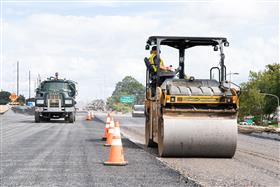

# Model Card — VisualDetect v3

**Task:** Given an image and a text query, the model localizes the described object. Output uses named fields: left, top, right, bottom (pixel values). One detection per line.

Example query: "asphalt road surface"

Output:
left=0, top=111, right=196, bottom=187
left=99, top=113, right=280, bottom=187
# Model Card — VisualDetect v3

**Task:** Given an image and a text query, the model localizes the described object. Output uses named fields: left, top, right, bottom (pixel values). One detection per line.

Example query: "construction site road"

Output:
left=0, top=111, right=196, bottom=187
left=94, top=113, right=280, bottom=187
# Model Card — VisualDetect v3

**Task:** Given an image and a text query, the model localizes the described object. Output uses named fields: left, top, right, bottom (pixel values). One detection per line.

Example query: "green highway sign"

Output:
left=119, top=96, right=135, bottom=103
left=246, top=119, right=253, bottom=125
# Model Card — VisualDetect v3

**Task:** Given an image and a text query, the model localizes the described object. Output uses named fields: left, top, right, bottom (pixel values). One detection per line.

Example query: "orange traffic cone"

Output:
left=102, top=114, right=111, bottom=140
left=90, top=111, right=94, bottom=119
left=104, top=121, right=127, bottom=166
left=104, top=118, right=115, bottom=146
left=86, top=111, right=92, bottom=120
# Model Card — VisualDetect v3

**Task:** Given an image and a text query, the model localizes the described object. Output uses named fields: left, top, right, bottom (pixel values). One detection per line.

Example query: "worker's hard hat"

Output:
left=151, top=46, right=161, bottom=53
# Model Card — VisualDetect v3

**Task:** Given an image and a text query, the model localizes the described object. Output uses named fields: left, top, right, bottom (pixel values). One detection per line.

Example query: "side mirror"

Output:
left=145, top=45, right=150, bottom=50
left=214, top=46, right=218, bottom=51
left=68, top=91, right=74, bottom=97
left=224, top=42, right=229, bottom=47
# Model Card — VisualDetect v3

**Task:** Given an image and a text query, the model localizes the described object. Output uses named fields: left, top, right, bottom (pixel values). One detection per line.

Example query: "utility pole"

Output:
left=17, top=61, right=19, bottom=96
left=34, top=81, right=37, bottom=92
left=38, top=74, right=41, bottom=84
left=29, top=70, right=31, bottom=99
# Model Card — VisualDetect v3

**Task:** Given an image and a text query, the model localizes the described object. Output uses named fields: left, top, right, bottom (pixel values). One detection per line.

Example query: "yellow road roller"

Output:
left=144, top=36, right=240, bottom=157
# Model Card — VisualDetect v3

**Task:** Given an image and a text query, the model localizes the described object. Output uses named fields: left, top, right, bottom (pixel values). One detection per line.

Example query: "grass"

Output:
left=269, top=124, right=279, bottom=128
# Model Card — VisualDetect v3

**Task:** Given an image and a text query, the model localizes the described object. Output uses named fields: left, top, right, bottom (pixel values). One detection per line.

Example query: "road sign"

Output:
left=246, top=119, right=253, bottom=125
left=119, top=96, right=134, bottom=103
left=9, top=93, right=19, bottom=102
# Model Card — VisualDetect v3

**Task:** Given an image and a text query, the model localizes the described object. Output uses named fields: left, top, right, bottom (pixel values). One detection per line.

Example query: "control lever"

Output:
left=174, top=66, right=181, bottom=74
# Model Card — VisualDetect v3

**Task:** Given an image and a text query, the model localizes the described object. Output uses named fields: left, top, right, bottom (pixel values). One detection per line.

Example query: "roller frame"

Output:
left=145, top=88, right=238, bottom=158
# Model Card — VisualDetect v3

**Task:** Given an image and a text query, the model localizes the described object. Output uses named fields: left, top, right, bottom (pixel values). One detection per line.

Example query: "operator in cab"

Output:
left=148, top=46, right=172, bottom=72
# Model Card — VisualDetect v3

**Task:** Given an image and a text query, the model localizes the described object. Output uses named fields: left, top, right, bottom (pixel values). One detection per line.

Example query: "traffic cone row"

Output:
left=86, top=111, right=92, bottom=120
left=102, top=114, right=127, bottom=166
left=104, top=118, right=115, bottom=146
left=86, top=111, right=94, bottom=121
left=102, top=114, right=111, bottom=140
left=90, top=111, right=94, bottom=119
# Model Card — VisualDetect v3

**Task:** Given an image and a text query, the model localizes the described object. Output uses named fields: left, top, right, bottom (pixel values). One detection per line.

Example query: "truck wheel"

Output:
left=35, top=112, right=41, bottom=123
left=73, top=114, right=76, bottom=122
left=68, top=112, right=74, bottom=123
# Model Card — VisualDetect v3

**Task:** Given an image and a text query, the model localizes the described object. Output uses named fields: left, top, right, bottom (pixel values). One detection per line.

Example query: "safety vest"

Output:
left=148, top=54, right=164, bottom=72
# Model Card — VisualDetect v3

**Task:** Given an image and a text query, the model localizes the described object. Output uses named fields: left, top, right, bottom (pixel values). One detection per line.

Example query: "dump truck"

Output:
left=144, top=36, right=240, bottom=157
left=34, top=73, right=77, bottom=123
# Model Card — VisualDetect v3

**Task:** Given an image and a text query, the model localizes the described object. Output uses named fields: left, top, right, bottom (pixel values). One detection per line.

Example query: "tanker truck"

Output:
left=34, top=73, right=77, bottom=123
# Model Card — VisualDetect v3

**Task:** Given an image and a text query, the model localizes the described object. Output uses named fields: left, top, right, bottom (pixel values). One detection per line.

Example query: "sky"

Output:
left=0, top=0, right=278, bottom=106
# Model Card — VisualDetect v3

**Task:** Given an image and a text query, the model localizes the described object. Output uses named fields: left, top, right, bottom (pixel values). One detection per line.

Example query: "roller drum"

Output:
left=158, top=116, right=237, bottom=157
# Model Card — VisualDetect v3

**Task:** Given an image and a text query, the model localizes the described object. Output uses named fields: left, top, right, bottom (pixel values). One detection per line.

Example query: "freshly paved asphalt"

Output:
left=0, top=111, right=195, bottom=187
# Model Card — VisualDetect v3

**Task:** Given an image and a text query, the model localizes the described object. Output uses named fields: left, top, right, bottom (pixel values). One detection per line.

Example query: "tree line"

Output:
left=106, top=76, right=145, bottom=113
left=239, top=63, right=279, bottom=124
left=2, top=63, right=279, bottom=125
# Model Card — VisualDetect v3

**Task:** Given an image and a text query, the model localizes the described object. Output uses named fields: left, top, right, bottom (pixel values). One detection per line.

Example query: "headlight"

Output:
left=65, top=100, right=72, bottom=105
left=170, top=96, right=176, bottom=102
left=36, top=99, right=44, bottom=105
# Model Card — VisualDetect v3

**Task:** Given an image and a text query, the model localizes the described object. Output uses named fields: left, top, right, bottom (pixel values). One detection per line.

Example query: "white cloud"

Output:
left=2, top=1, right=278, bottom=104
left=2, top=13, right=159, bottom=101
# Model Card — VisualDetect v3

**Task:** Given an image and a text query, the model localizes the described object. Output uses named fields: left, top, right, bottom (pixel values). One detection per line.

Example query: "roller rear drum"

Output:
left=158, top=115, right=237, bottom=157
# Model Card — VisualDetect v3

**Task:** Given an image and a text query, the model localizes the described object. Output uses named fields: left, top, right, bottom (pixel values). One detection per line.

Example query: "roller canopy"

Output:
left=146, top=36, right=228, bottom=49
